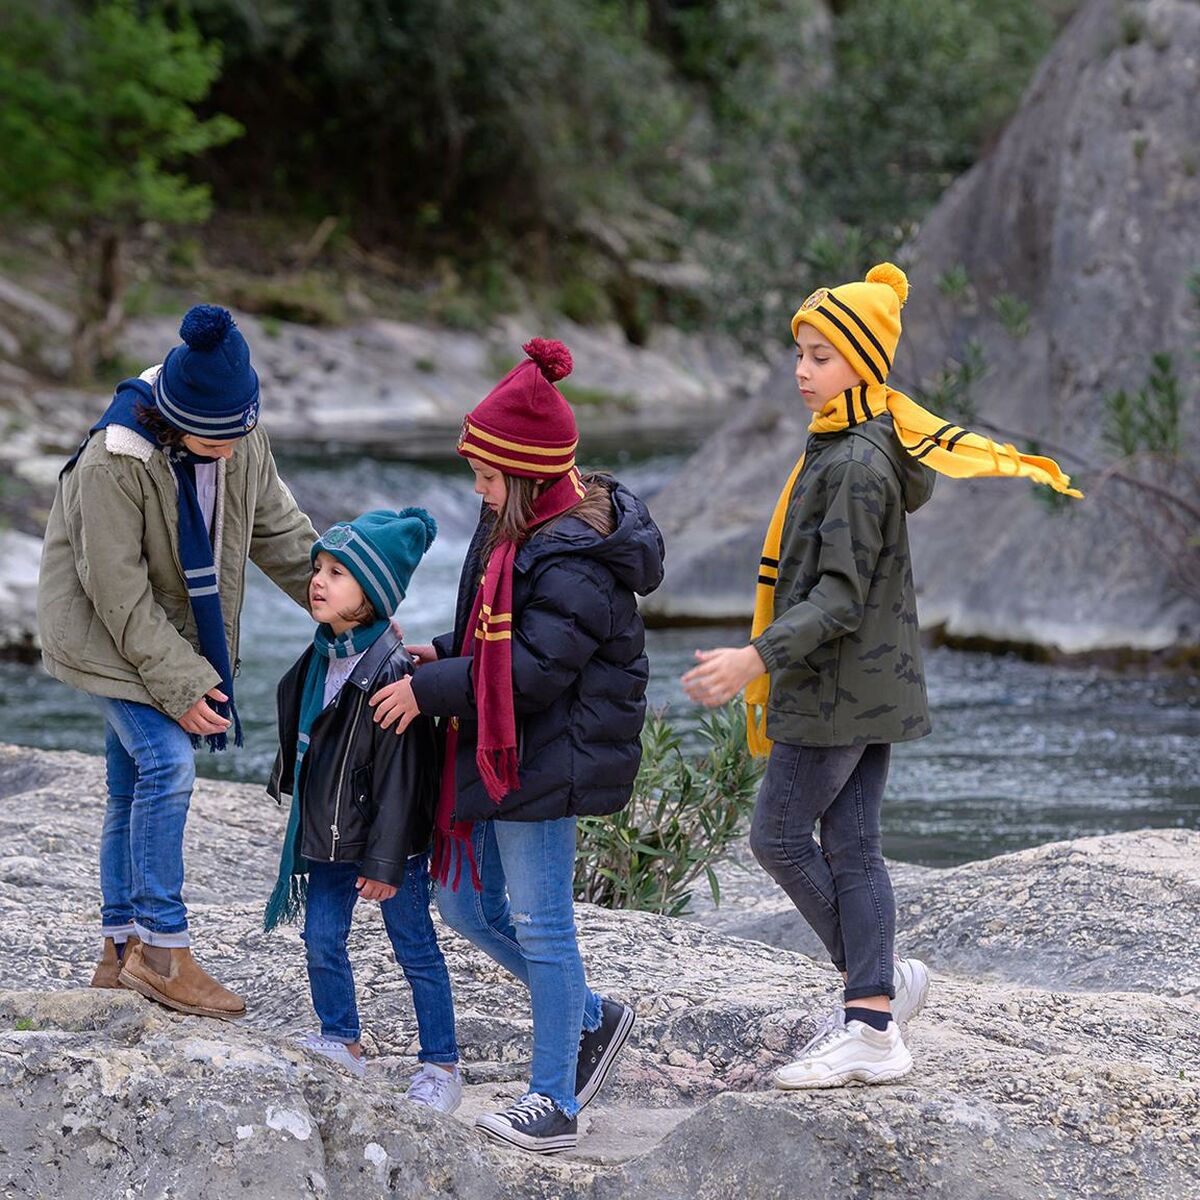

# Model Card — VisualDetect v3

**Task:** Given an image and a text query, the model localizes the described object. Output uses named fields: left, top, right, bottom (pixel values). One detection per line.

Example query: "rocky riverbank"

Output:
left=0, top=742, right=1198, bottom=1198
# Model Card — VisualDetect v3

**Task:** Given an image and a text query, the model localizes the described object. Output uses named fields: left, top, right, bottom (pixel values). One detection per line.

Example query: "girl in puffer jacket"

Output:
left=369, top=339, right=665, bottom=1155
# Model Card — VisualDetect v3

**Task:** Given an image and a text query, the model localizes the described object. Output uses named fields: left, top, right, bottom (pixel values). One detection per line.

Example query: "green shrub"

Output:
left=574, top=703, right=764, bottom=917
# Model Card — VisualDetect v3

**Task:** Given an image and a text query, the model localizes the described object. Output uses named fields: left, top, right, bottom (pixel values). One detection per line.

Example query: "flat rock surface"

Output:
left=1, top=743, right=1198, bottom=1198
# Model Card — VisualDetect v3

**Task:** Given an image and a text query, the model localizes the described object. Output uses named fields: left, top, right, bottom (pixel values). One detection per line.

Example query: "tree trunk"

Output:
left=67, top=228, right=126, bottom=384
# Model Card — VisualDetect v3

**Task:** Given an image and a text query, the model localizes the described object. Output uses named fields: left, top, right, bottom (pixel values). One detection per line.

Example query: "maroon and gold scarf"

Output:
left=433, top=467, right=588, bottom=890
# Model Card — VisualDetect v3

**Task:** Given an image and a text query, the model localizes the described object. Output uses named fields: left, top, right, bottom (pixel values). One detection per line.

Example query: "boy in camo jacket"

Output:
left=683, top=262, right=1079, bottom=1091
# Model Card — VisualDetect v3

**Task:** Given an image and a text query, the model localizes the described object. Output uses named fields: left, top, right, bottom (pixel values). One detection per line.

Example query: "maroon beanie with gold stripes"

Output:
left=456, top=339, right=578, bottom=478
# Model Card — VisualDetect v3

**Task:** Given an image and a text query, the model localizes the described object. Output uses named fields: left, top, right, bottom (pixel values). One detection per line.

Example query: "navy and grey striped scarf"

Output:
left=64, top=379, right=242, bottom=751
left=263, top=619, right=390, bottom=931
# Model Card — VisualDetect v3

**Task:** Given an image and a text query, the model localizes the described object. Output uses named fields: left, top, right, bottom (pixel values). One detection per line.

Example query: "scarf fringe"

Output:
left=263, top=872, right=308, bottom=932
left=432, top=827, right=482, bottom=893
left=477, top=746, right=520, bottom=804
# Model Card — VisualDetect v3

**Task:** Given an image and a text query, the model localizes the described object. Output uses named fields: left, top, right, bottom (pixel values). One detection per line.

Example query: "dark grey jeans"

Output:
left=749, top=741, right=895, bottom=1003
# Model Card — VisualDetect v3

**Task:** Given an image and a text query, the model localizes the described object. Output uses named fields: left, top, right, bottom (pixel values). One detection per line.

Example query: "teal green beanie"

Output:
left=312, top=507, right=437, bottom=618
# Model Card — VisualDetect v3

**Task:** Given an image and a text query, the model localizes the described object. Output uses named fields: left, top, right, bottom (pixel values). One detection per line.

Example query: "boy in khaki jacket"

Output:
left=38, top=304, right=317, bottom=1018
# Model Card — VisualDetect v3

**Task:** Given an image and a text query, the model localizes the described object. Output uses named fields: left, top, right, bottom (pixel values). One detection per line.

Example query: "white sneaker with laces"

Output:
left=774, top=1019, right=913, bottom=1090
left=292, top=1032, right=366, bottom=1078
left=405, top=1063, right=463, bottom=1113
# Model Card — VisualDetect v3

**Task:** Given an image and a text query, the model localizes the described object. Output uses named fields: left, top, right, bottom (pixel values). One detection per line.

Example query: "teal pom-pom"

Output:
left=398, top=506, right=437, bottom=551
left=180, top=304, right=234, bottom=352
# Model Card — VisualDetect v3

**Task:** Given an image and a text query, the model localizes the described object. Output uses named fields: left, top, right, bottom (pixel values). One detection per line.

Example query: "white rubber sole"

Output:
left=774, top=1055, right=914, bottom=1091
left=577, top=1004, right=636, bottom=1110
left=474, top=1117, right=577, bottom=1155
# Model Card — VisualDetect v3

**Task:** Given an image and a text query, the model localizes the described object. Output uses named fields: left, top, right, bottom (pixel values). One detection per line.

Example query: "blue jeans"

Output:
left=302, top=857, right=459, bottom=1065
left=436, top=817, right=602, bottom=1117
left=749, top=742, right=895, bottom=1003
left=97, top=698, right=196, bottom=948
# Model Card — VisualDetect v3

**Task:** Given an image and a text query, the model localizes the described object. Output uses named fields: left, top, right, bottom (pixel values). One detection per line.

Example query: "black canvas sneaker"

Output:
left=575, top=997, right=636, bottom=1109
left=475, top=1093, right=578, bottom=1154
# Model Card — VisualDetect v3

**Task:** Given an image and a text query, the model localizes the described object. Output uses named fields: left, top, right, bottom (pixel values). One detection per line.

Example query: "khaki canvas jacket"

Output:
left=38, top=410, right=316, bottom=720
left=752, top=414, right=936, bottom=747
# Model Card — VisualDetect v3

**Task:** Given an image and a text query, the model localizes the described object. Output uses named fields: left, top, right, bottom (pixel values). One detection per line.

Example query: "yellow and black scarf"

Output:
left=745, top=384, right=1082, bottom=756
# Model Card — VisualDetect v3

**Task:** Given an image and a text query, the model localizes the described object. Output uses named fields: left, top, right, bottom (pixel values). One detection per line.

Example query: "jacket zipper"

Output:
left=329, top=690, right=366, bottom=859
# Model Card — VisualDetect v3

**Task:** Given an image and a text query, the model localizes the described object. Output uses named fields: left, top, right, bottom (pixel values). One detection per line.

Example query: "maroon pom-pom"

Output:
left=522, top=338, right=573, bottom=382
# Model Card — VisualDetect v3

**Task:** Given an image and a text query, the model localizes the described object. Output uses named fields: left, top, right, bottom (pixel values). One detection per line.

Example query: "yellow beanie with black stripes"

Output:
left=791, top=263, right=909, bottom=386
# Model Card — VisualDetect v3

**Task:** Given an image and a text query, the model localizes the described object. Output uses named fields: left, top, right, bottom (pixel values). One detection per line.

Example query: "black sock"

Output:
left=845, top=1006, right=892, bottom=1031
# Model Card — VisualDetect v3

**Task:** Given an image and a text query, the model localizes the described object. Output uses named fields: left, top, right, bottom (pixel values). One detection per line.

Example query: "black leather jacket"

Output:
left=268, top=629, right=439, bottom=887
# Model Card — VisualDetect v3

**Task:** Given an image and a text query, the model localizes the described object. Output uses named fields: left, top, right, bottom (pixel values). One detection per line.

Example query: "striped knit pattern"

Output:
left=154, top=359, right=259, bottom=439
left=457, top=416, right=578, bottom=477
left=313, top=525, right=407, bottom=617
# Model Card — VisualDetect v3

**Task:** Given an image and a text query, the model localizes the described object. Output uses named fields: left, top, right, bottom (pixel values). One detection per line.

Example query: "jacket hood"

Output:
left=845, top=415, right=936, bottom=514
left=515, top=480, right=665, bottom=596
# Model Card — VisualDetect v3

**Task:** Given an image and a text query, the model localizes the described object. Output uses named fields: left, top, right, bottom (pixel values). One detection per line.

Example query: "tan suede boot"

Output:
left=89, top=936, right=140, bottom=989
left=118, top=941, right=246, bottom=1019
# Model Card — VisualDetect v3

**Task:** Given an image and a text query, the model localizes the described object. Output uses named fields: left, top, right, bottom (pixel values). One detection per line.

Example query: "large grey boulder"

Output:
left=1, top=743, right=1198, bottom=1198
left=644, top=0, right=1200, bottom=653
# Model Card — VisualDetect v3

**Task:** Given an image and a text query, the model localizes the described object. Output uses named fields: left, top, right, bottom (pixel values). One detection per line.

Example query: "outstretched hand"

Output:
left=681, top=646, right=766, bottom=708
left=370, top=675, right=421, bottom=735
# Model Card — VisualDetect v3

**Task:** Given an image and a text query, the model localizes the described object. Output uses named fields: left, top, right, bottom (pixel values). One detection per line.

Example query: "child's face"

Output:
left=181, top=434, right=238, bottom=460
left=468, top=458, right=508, bottom=512
left=793, top=329, right=863, bottom=413
left=309, top=551, right=367, bottom=634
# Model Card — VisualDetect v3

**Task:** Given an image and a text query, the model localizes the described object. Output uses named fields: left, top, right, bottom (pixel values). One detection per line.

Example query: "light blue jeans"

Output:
left=96, top=697, right=196, bottom=948
left=302, top=857, right=459, bottom=1064
left=436, top=817, right=603, bottom=1117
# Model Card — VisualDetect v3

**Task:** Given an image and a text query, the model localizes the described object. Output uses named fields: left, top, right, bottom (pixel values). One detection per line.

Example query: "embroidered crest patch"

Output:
left=243, top=403, right=259, bottom=432
left=457, top=416, right=470, bottom=450
left=321, top=525, right=352, bottom=548
left=799, top=287, right=829, bottom=311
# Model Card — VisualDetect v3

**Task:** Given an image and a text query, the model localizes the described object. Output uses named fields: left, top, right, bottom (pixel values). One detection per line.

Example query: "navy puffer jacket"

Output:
left=410, top=480, right=664, bottom=822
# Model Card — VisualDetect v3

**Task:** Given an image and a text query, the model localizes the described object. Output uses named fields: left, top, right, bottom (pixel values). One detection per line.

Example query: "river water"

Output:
left=4, top=454, right=1197, bottom=867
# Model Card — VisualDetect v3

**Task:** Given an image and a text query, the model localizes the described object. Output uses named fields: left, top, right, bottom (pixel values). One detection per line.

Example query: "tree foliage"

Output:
left=0, top=0, right=241, bottom=378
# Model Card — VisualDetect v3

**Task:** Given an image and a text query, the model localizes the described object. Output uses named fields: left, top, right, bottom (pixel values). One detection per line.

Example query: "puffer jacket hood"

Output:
left=515, top=481, right=665, bottom=597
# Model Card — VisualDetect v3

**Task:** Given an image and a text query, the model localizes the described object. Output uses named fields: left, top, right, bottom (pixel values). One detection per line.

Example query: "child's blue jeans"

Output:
left=97, top=697, right=196, bottom=948
left=436, top=816, right=603, bottom=1117
left=302, top=856, right=459, bottom=1064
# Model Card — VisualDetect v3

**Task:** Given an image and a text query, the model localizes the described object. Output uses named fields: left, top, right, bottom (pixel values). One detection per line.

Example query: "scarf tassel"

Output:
left=263, top=871, right=308, bottom=933
left=477, top=747, right=520, bottom=804
left=189, top=700, right=245, bottom=753
left=432, top=827, right=482, bottom=893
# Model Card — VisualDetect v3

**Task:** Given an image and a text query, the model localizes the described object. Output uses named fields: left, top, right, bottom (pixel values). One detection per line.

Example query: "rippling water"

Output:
left=5, top=454, right=1197, bottom=867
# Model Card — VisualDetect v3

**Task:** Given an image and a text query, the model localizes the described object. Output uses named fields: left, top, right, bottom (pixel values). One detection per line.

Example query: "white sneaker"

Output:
left=292, top=1032, right=366, bottom=1078
left=773, top=1020, right=913, bottom=1090
left=405, top=1063, right=463, bottom=1114
left=893, top=957, right=930, bottom=1026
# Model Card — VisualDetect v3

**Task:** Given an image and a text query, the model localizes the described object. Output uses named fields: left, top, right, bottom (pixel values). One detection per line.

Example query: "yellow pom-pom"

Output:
left=865, top=262, right=909, bottom=307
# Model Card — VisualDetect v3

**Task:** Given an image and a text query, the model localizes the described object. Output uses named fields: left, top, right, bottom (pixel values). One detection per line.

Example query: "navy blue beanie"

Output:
left=313, top=508, right=438, bottom=618
left=154, top=305, right=260, bottom=439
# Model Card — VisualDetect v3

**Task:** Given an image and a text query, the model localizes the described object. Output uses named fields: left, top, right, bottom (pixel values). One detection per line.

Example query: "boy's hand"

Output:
left=681, top=646, right=767, bottom=707
left=355, top=876, right=397, bottom=902
left=369, top=676, right=421, bottom=734
left=406, top=643, right=437, bottom=667
left=178, top=687, right=232, bottom=734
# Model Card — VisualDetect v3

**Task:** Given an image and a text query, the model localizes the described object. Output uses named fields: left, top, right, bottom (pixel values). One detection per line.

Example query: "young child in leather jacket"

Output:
left=264, top=508, right=462, bottom=1111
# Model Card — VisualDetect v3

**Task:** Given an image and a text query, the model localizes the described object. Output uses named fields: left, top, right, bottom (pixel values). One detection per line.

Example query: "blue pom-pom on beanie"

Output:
left=154, top=303, right=260, bottom=439
left=179, top=304, right=234, bottom=353
left=312, top=507, right=438, bottom=618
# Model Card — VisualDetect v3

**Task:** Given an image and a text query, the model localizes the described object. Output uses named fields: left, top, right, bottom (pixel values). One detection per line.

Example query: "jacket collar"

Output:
left=344, top=627, right=406, bottom=692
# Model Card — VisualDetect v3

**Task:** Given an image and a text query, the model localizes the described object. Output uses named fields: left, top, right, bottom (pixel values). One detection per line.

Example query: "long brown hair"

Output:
left=482, top=471, right=616, bottom=564
left=132, top=402, right=187, bottom=448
